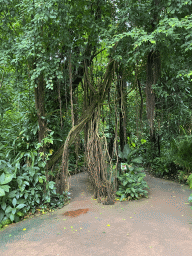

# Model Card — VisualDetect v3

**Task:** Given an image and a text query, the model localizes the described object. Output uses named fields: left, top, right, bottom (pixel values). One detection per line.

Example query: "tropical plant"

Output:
left=116, top=163, right=148, bottom=201
left=0, top=134, right=70, bottom=229
left=171, top=135, right=192, bottom=173
left=118, top=144, right=143, bottom=165
left=116, top=144, right=148, bottom=201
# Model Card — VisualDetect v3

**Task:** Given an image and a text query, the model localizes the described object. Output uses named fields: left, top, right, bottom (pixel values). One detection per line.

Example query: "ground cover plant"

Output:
left=116, top=166, right=148, bottom=201
left=116, top=144, right=148, bottom=201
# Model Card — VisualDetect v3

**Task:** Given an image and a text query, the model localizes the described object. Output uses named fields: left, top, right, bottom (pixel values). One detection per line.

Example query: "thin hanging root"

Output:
left=86, top=110, right=116, bottom=205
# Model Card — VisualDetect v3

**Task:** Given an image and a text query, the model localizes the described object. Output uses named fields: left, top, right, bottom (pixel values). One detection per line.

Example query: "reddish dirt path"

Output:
left=1, top=171, right=192, bottom=256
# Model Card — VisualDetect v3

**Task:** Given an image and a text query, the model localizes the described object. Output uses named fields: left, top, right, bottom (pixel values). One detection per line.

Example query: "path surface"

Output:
left=0, top=171, right=192, bottom=256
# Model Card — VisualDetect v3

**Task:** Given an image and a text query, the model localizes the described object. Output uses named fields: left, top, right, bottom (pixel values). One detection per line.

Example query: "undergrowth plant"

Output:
left=0, top=156, right=70, bottom=229
left=116, top=144, right=149, bottom=201
left=0, top=130, right=70, bottom=229
left=146, top=136, right=191, bottom=182
left=171, top=135, right=192, bottom=173
left=116, top=164, right=149, bottom=201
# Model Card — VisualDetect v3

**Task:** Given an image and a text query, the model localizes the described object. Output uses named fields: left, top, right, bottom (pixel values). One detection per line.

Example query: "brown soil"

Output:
left=63, top=208, right=89, bottom=217
left=0, top=171, right=192, bottom=256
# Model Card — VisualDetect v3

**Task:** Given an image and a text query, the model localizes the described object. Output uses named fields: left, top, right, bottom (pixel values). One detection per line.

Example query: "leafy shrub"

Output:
left=171, top=135, right=192, bottom=172
left=177, top=170, right=189, bottom=183
left=0, top=108, right=72, bottom=229
left=150, top=157, right=167, bottom=177
left=0, top=140, right=70, bottom=229
left=116, top=144, right=149, bottom=201
left=146, top=136, right=188, bottom=180
left=148, top=135, right=192, bottom=182
left=145, top=134, right=192, bottom=184
left=116, top=164, right=149, bottom=201
left=142, top=137, right=158, bottom=167
left=118, top=144, right=143, bottom=165
left=150, top=156, right=179, bottom=178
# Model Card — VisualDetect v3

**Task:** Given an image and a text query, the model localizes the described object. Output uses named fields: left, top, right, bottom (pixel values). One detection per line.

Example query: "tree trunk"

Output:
left=117, top=69, right=127, bottom=152
left=34, top=73, right=46, bottom=153
left=146, top=50, right=161, bottom=158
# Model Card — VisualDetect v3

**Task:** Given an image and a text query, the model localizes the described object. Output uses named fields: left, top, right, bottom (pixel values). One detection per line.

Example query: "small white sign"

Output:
left=121, top=163, right=127, bottom=171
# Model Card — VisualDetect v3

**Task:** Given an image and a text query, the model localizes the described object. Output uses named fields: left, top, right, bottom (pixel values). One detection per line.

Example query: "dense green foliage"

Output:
left=0, top=132, right=70, bottom=228
left=1, top=0, right=192, bottom=227
left=116, top=169, right=148, bottom=201
left=116, top=144, right=148, bottom=201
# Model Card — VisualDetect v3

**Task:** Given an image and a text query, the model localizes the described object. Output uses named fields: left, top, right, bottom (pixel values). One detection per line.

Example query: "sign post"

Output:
left=121, top=163, right=127, bottom=172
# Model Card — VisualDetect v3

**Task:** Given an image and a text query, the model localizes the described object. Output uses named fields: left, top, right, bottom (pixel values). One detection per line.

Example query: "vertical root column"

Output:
left=86, top=131, right=115, bottom=205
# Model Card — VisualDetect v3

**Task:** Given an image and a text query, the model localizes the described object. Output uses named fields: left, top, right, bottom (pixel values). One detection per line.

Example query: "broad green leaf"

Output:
left=8, top=190, right=17, bottom=198
left=34, top=174, right=38, bottom=184
left=118, top=151, right=124, bottom=159
left=132, top=157, right=143, bottom=164
left=36, top=198, right=40, bottom=204
left=16, top=204, right=26, bottom=210
left=16, top=211, right=24, bottom=217
left=0, top=210, right=4, bottom=222
left=38, top=177, right=44, bottom=183
left=49, top=181, right=55, bottom=189
left=17, top=177, right=23, bottom=187
left=0, top=185, right=10, bottom=193
left=12, top=198, right=17, bottom=207
left=131, top=187, right=135, bottom=193
left=31, top=188, right=35, bottom=195
left=123, top=144, right=131, bottom=159
left=17, top=198, right=26, bottom=204
left=116, top=191, right=122, bottom=196
left=12, top=208, right=16, bottom=215
left=122, top=180, right=128, bottom=186
left=0, top=187, right=5, bottom=197
left=131, top=142, right=136, bottom=147
left=24, top=192, right=28, bottom=199
left=29, top=168, right=35, bottom=177
left=0, top=173, right=5, bottom=184
left=141, top=139, right=146, bottom=144
left=5, top=206, right=12, bottom=214
left=1, top=202, right=6, bottom=211
left=10, top=213, right=14, bottom=222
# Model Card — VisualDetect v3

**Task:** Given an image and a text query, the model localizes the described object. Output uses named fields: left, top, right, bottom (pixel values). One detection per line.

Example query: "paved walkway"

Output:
left=0, top=171, right=192, bottom=256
